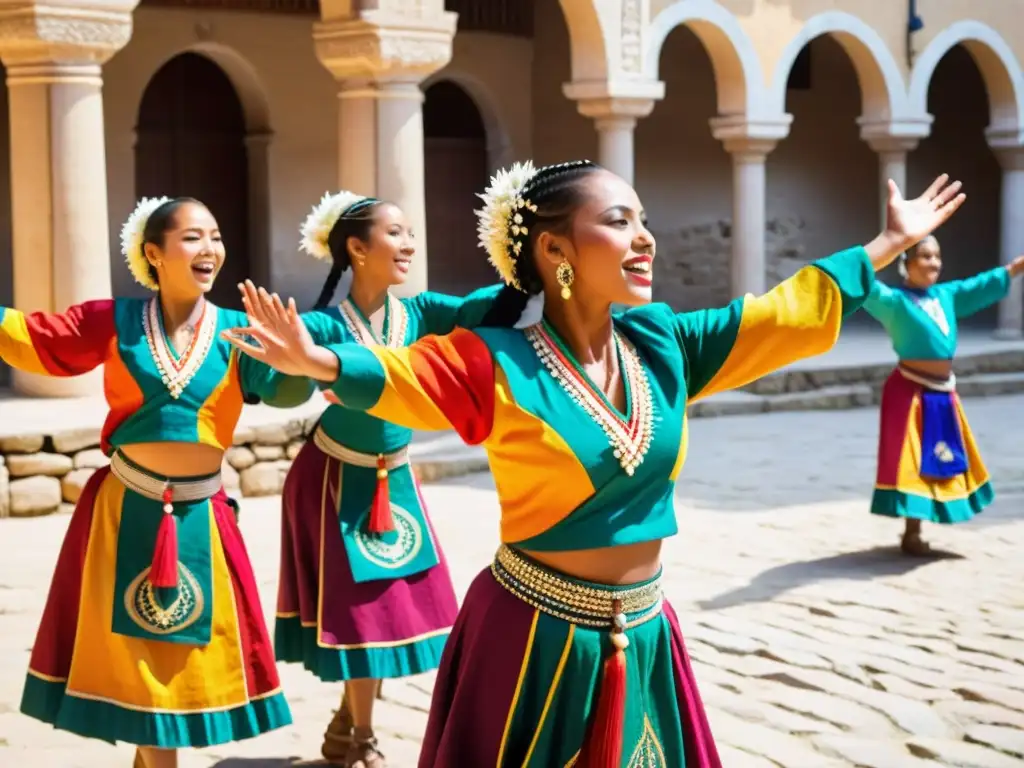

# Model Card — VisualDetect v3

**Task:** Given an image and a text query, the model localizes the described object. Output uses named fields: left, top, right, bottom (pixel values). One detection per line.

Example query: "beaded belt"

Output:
left=898, top=365, right=956, bottom=393
left=493, top=545, right=663, bottom=764
left=491, top=544, right=663, bottom=629
left=110, top=451, right=222, bottom=502
left=313, top=426, right=410, bottom=470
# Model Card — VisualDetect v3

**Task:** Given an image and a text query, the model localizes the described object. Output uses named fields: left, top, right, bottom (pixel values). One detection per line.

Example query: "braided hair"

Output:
left=481, top=160, right=602, bottom=327
left=313, top=198, right=386, bottom=309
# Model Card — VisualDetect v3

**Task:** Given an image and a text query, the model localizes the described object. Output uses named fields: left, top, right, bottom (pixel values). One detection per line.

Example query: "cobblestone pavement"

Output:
left=1, top=396, right=1023, bottom=767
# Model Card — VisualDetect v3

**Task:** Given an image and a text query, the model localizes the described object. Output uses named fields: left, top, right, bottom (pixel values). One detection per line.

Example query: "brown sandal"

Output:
left=133, top=750, right=146, bottom=768
left=346, top=735, right=386, bottom=768
left=320, top=696, right=354, bottom=764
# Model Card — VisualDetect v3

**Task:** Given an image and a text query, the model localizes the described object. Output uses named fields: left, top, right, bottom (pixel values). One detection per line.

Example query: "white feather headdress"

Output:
left=299, top=191, right=372, bottom=261
left=475, top=161, right=539, bottom=290
left=120, top=196, right=171, bottom=291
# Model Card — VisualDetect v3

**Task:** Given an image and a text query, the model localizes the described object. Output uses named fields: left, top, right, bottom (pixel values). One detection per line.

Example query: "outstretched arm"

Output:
left=677, top=247, right=874, bottom=402
left=943, top=256, right=1024, bottom=319
left=222, top=285, right=495, bottom=443
left=679, top=174, right=967, bottom=401
left=0, top=300, right=115, bottom=377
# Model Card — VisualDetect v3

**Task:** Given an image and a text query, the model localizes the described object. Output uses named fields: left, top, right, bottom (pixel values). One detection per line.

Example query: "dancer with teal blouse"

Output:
left=225, top=163, right=966, bottom=767
left=862, top=235, right=1024, bottom=554
left=270, top=192, right=499, bottom=768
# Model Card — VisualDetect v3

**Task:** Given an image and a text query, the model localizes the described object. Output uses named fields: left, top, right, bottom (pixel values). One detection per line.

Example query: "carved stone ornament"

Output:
left=620, top=0, right=642, bottom=74
left=314, top=14, right=455, bottom=81
left=0, top=4, right=134, bottom=65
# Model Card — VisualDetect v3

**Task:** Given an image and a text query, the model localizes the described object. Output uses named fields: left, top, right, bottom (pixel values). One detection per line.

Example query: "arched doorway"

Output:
left=0, top=63, right=13, bottom=387
left=423, top=80, right=491, bottom=294
left=909, top=44, right=1002, bottom=328
left=135, top=52, right=249, bottom=308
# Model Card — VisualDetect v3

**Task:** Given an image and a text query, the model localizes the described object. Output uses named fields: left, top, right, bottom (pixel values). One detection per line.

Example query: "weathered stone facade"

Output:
left=652, top=217, right=810, bottom=309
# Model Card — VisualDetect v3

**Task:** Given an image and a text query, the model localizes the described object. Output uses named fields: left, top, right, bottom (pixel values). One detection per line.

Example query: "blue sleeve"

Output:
left=405, top=284, right=504, bottom=336
left=941, top=267, right=1011, bottom=319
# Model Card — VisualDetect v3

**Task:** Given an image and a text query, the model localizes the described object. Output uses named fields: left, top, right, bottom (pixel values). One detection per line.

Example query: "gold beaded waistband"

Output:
left=110, top=451, right=222, bottom=503
left=313, top=426, right=410, bottom=469
left=490, top=544, right=663, bottom=629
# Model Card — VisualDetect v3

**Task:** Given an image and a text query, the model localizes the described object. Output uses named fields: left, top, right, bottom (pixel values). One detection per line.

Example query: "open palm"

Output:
left=221, top=280, right=316, bottom=377
left=885, top=174, right=965, bottom=251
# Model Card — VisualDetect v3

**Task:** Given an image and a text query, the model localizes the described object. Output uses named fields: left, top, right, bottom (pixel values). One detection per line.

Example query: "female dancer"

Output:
left=862, top=235, right=1024, bottom=554
left=274, top=192, right=500, bottom=768
left=224, top=161, right=965, bottom=767
left=6, top=197, right=307, bottom=768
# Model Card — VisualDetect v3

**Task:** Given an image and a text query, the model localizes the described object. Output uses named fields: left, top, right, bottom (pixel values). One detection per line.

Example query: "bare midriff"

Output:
left=899, top=358, right=954, bottom=381
left=520, top=539, right=663, bottom=586
left=119, top=442, right=226, bottom=478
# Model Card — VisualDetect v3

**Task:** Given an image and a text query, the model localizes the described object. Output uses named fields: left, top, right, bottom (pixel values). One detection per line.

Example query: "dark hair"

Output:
left=314, top=198, right=387, bottom=309
left=481, top=160, right=602, bottom=327
left=142, top=196, right=206, bottom=286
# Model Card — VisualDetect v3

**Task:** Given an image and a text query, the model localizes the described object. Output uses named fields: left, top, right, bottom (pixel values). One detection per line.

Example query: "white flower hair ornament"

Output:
left=121, top=196, right=171, bottom=291
left=475, top=161, right=540, bottom=290
left=299, top=191, right=374, bottom=261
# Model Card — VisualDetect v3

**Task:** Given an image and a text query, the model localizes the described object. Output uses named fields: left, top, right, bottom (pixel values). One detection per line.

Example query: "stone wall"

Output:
left=0, top=416, right=322, bottom=518
left=651, top=217, right=809, bottom=309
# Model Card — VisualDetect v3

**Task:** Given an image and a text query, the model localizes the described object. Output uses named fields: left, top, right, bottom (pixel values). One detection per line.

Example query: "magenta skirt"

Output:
left=274, top=439, right=458, bottom=681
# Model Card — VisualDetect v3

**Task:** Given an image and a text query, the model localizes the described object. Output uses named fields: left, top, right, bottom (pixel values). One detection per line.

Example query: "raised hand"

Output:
left=221, top=280, right=318, bottom=377
left=885, top=174, right=965, bottom=252
left=1008, top=254, right=1024, bottom=279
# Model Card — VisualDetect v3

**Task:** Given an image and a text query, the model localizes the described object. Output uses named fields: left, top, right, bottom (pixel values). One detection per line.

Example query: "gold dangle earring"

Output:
left=556, top=260, right=575, bottom=300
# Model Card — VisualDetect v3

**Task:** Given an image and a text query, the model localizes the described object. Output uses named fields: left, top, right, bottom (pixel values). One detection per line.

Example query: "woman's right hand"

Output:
left=221, top=280, right=333, bottom=379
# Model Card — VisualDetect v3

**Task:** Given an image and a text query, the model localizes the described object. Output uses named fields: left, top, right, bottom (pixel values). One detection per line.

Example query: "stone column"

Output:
left=711, top=117, right=791, bottom=298
left=0, top=5, right=136, bottom=397
left=313, top=6, right=455, bottom=297
left=991, top=144, right=1024, bottom=338
left=865, top=136, right=919, bottom=232
left=564, top=83, right=664, bottom=186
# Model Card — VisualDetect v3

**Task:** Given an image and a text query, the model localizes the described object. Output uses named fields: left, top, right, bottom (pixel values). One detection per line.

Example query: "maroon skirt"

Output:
left=274, top=439, right=457, bottom=681
left=419, top=563, right=721, bottom=767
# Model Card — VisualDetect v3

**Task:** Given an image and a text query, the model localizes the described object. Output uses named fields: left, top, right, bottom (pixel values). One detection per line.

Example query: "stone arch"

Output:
left=557, top=0, right=611, bottom=81
left=133, top=42, right=273, bottom=292
left=909, top=20, right=1024, bottom=135
left=769, top=11, right=908, bottom=121
left=423, top=69, right=514, bottom=170
left=421, top=80, right=493, bottom=294
left=645, top=0, right=763, bottom=116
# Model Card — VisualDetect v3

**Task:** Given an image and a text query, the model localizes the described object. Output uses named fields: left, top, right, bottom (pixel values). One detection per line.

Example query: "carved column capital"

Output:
left=313, top=11, right=456, bottom=83
left=710, top=115, right=792, bottom=160
left=0, top=2, right=137, bottom=67
left=986, top=129, right=1024, bottom=171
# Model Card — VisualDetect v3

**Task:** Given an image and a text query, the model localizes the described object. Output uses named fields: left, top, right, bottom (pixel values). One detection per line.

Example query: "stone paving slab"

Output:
left=1, top=397, right=1023, bottom=766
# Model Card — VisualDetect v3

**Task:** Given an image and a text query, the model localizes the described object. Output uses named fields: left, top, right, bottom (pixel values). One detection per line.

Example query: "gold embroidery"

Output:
left=124, top=563, right=205, bottom=635
left=563, top=716, right=668, bottom=768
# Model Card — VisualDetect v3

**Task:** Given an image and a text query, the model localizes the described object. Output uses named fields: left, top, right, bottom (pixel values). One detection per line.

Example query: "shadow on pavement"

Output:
left=210, top=759, right=303, bottom=767
left=698, top=545, right=964, bottom=611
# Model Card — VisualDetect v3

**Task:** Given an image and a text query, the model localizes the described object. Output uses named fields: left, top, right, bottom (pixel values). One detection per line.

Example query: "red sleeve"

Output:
left=0, top=300, right=116, bottom=376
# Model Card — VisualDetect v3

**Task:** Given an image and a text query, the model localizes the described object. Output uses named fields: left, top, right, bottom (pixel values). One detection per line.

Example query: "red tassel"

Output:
left=367, top=455, right=393, bottom=534
left=579, top=599, right=628, bottom=768
left=149, top=486, right=179, bottom=588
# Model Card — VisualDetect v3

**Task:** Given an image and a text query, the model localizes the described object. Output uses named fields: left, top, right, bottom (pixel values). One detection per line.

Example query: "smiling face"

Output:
left=906, top=236, right=942, bottom=288
left=348, top=203, right=414, bottom=287
left=144, top=201, right=224, bottom=298
left=535, top=168, right=656, bottom=308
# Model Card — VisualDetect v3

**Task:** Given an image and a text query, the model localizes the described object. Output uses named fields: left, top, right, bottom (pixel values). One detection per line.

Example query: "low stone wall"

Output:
left=0, top=416, right=321, bottom=519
